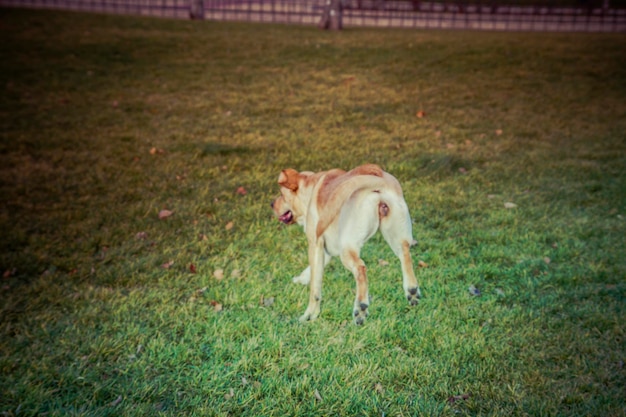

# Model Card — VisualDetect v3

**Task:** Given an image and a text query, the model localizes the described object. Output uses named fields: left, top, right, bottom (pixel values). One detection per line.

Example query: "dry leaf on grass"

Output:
left=418, top=260, right=428, bottom=268
left=109, top=395, right=123, bottom=407
left=225, top=221, right=234, bottom=231
left=374, top=383, right=385, bottom=394
left=314, top=389, right=323, bottom=402
left=469, top=285, right=481, bottom=297
left=210, top=300, right=223, bottom=312
left=224, top=388, right=234, bottom=400
left=416, top=110, right=426, bottom=118
left=189, top=263, right=197, bottom=274
left=158, top=209, right=173, bottom=219
left=504, top=202, right=517, bottom=209
left=448, top=393, right=471, bottom=404
left=161, top=261, right=174, bottom=269
left=189, top=287, right=208, bottom=303
left=260, top=295, right=275, bottom=307
left=149, top=147, right=165, bottom=155
left=378, top=259, right=389, bottom=266
left=213, top=269, right=224, bottom=280
left=236, top=186, right=247, bottom=196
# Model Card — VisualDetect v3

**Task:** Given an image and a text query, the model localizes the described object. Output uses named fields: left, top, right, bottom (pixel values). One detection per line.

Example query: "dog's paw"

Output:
left=353, top=302, right=369, bottom=325
left=299, top=306, right=320, bottom=323
left=292, top=274, right=310, bottom=285
left=406, top=287, right=421, bottom=306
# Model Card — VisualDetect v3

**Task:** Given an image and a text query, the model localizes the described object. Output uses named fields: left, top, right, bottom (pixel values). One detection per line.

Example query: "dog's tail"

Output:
left=377, top=186, right=415, bottom=257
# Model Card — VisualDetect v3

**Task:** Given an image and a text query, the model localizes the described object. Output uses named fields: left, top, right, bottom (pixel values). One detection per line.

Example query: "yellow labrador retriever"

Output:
left=271, top=164, right=421, bottom=324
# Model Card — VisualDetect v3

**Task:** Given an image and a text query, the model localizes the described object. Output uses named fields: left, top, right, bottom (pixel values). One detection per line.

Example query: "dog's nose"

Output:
left=270, top=201, right=274, bottom=209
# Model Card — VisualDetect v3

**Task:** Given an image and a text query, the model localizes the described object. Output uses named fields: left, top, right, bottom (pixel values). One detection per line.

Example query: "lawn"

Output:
left=0, top=8, right=624, bottom=416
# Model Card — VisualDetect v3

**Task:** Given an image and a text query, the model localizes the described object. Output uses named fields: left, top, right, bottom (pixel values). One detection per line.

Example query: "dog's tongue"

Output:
left=279, top=211, right=293, bottom=224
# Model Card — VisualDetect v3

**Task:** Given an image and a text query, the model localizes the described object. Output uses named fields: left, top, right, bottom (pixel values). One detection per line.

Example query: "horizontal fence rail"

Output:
left=1, top=0, right=625, bottom=30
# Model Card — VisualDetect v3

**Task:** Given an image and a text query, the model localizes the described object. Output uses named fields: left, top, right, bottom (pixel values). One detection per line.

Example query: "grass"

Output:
left=0, top=7, right=625, bottom=416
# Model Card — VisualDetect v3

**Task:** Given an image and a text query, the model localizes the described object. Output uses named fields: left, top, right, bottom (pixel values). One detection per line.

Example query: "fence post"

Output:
left=189, top=0, right=204, bottom=19
left=319, top=0, right=343, bottom=30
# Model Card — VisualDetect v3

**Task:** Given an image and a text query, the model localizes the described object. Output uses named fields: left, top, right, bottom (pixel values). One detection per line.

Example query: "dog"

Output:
left=271, top=164, right=421, bottom=324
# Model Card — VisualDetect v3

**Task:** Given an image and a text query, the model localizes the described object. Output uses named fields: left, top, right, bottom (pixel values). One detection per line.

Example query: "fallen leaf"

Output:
left=374, top=382, right=385, bottom=394
left=135, top=231, right=148, bottom=240
left=236, top=186, right=247, bottom=196
left=161, top=261, right=174, bottom=269
left=261, top=296, right=275, bottom=307
left=189, top=263, right=197, bottom=274
left=418, top=260, right=428, bottom=268
left=378, top=259, right=390, bottom=266
left=231, top=269, right=241, bottom=278
left=199, top=233, right=208, bottom=241
left=158, top=209, right=174, bottom=219
left=149, top=147, right=165, bottom=155
left=210, top=300, right=223, bottom=312
left=224, top=388, right=234, bottom=400
left=448, top=393, right=471, bottom=404
left=213, top=269, right=224, bottom=280
left=225, top=221, right=234, bottom=231
left=469, top=285, right=481, bottom=297
left=190, top=287, right=208, bottom=302
left=544, top=257, right=551, bottom=264
left=416, top=110, right=426, bottom=118
left=109, top=395, right=123, bottom=407
left=458, top=167, right=468, bottom=174
left=314, top=389, right=323, bottom=402
left=343, top=76, right=356, bottom=86
left=504, top=202, right=517, bottom=209
left=495, top=129, right=503, bottom=135
left=241, top=377, right=248, bottom=386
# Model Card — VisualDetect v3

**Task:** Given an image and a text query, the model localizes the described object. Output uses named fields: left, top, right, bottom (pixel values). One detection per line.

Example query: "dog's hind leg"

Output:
left=379, top=198, right=421, bottom=305
left=340, top=248, right=370, bottom=325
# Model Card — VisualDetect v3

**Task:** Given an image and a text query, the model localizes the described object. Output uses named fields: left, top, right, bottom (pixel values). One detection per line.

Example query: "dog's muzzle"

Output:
left=278, top=210, right=294, bottom=225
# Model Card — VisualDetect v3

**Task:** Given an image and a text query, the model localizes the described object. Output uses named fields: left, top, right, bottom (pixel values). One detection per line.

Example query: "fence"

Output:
left=1, top=0, right=625, bottom=31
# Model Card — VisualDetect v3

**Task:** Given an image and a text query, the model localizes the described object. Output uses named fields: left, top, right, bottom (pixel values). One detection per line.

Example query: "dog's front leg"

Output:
left=292, top=252, right=331, bottom=285
left=299, top=237, right=325, bottom=322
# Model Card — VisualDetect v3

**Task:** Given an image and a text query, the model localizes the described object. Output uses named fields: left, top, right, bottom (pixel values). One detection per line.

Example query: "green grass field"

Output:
left=0, top=8, right=625, bottom=416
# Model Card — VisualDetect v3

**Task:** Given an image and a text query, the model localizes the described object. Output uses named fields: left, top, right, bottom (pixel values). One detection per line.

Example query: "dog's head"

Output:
left=271, top=169, right=312, bottom=227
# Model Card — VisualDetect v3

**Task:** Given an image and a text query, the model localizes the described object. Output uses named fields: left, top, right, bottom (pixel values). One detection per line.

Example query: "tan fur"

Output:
left=272, top=164, right=422, bottom=324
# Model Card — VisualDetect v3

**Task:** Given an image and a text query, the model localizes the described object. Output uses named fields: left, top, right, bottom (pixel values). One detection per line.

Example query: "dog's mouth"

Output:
left=279, top=210, right=295, bottom=225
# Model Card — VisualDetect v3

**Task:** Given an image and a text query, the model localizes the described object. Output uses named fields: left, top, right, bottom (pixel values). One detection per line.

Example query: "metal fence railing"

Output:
left=1, top=0, right=625, bottom=31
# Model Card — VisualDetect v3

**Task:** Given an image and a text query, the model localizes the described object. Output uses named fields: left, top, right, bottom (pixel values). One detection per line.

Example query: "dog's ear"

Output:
left=278, top=169, right=299, bottom=192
